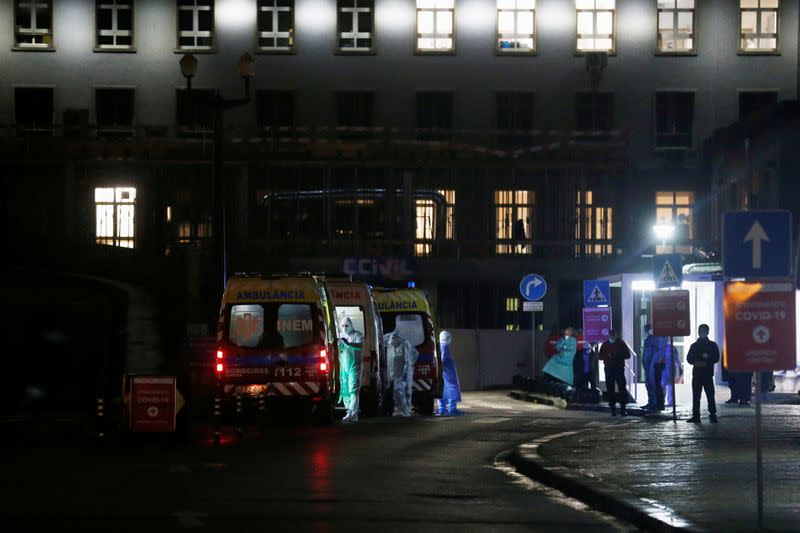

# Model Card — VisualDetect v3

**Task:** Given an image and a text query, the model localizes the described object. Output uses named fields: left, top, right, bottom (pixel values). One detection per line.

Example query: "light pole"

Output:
left=180, top=52, right=254, bottom=292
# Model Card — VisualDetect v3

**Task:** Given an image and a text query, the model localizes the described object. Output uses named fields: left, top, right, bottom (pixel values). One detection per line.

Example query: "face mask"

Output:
left=608, top=337, right=616, bottom=343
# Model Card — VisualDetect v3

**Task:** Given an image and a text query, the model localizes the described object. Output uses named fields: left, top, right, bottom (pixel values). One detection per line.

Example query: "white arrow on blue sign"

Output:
left=723, top=210, right=792, bottom=279
left=520, top=274, right=547, bottom=301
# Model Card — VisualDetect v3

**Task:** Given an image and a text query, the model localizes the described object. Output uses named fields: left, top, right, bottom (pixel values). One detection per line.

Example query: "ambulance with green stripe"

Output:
left=215, top=273, right=338, bottom=422
left=372, top=288, right=443, bottom=415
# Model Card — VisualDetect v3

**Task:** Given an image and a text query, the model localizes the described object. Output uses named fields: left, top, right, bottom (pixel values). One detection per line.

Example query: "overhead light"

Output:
left=652, top=224, right=676, bottom=240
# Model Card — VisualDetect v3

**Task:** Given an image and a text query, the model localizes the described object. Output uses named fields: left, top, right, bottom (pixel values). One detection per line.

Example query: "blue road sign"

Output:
left=520, top=274, right=547, bottom=301
left=583, top=280, right=610, bottom=307
left=723, top=210, right=792, bottom=279
left=653, top=254, right=683, bottom=288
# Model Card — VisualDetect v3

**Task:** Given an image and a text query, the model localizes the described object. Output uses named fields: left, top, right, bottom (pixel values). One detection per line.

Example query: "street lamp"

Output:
left=653, top=223, right=676, bottom=249
left=180, top=52, right=254, bottom=292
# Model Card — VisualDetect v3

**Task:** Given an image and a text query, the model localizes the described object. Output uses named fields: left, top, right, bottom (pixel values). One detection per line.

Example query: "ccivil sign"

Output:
left=520, top=273, right=547, bottom=301
left=653, top=254, right=683, bottom=288
left=130, top=376, right=177, bottom=433
left=651, top=290, right=691, bottom=336
left=724, top=282, right=796, bottom=371
left=583, top=280, right=610, bottom=307
left=723, top=210, right=792, bottom=279
left=583, top=307, right=612, bottom=343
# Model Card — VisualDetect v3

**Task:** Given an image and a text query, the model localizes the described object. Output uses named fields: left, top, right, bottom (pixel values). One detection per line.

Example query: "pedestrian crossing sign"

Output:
left=653, top=254, right=683, bottom=288
left=583, top=280, right=610, bottom=307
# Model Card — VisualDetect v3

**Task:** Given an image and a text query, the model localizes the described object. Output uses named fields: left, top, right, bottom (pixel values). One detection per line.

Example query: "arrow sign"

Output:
left=743, top=220, right=770, bottom=269
left=520, top=274, right=547, bottom=301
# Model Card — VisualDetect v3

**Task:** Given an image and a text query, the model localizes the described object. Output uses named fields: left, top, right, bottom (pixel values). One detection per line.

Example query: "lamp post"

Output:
left=180, top=52, right=254, bottom=292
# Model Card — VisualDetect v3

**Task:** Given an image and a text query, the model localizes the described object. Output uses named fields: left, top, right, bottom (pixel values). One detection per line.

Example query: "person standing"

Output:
left=642, top=324, right=668, bottom=411
left=543, top=327, right=576, bottom=385
left=686, top=324, right=720, bottom=424
left=338, top=317, right=364, bottom=423
left=599, top=331, right=631, bottom=416
left=385, top=331, right=418, bottom=417
left=437, top=331, right=462, bottom=416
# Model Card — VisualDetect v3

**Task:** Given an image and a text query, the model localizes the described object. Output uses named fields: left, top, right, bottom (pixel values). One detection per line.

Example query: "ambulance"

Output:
left=327, top=279, right=388, bottom=416
left=214, top=273, right=339, bottom=424
left=372, top=288, right=442, bottom=415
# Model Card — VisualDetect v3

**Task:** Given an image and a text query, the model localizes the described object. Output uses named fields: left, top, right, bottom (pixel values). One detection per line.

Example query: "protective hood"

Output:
left=439, top=330, right=452, bottom=345
left=340, top=317, right=354, bottom=336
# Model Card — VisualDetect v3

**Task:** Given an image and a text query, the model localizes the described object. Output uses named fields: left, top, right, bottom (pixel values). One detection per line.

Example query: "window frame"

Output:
left=655, top=0, right=696, bottom=56
left=739, top=0, right=780, bottom=55
left=175, top=0, right=215, bottom=53
left=575, top=0, right=616, bottom=55
left=575, top=91, right=614, bottom=133
left=14, top=85, right=55, bottom=135
left=574, top=189, right=614, bottom=257
left=95, top=0, right=135, bottom=53
left=495, top=0, right=536, bottom=55
left=416, top=0, right=456, bottom=55
left=654, top=90, right=695, bottom=150
left=95, top=87, right=136, bottom=135
left=95, top=186, right=137, bottom=249
left=494, top=189, right=535, bottom=255
left=257, top=0, right=295, bottom=54
left=654, top=190, right=694, bottom=254
left=13, top=0, right=55, bottom=51
left=337, top=0, right=375, bottom=54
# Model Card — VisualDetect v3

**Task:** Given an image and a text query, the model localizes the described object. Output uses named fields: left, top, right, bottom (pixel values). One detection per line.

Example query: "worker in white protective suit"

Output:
left=338, top=317, right=364, bottom=423
left=385, top=331, right=418, bottom=417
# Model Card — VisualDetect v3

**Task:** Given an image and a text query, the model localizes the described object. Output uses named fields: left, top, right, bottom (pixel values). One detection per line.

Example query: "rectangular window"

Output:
left=95, top=186, right=136, bottom=248
left=495, top=190, right=534, bottom=255
left=739, top=90, right=778, bottom=119
left=497, top=0, right=535, bottom=53
left=575, top=92, right=614, bottom=132
left=96, top=88, right=135, bottom=134
left=177, top=220, right=213, bottom=244
left=417, top=0, right=455, bottom=53
left=655, top=190, right=694, bottom=254
left=576, top=0, right=615, bottom=52
left=176, top=89, right=215, bottom=135
left=657, top=0, right=694, bottom=53
left=258, top=0, right=294, bottom=52
left=417, top=92, right=453, bottom=141
left=740, top=0, right=779, bottom=53
left=336, top=91, right=374, bottom=140
left=414, top=189, right=455, bottom=256
left=655, top=91, right=694, bottom=148
left=256, top=90, right=294, bottom=129
left=15, top=87, right=53, bottom=135
left=575, top=190, right=613, bottom=257
left=338, top=0, right=374, bottom=52
left=440, top=189, right=455, bottom=240
left=496, top=92, right=534, bottom=146
left=96, top=0, right=134, bottom=51
left=177, top=0, right=214, bottom=51
left=14, top=0, right=53, bottom=49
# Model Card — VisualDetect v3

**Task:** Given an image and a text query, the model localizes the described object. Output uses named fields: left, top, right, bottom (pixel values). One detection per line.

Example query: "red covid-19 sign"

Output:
left=651, top=290, right=691, bottom=337
left=130, top=377, right=177, bottom=433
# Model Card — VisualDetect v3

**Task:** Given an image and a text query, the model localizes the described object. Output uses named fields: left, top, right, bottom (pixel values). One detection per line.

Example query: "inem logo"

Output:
left=277, top=320, right=313, bottom=332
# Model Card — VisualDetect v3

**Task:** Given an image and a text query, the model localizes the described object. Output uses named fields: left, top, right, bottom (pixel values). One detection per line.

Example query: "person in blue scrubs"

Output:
left=437, top=331, right=462, bottom=416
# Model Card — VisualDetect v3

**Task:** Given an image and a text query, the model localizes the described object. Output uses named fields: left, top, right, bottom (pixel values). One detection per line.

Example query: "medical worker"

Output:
left=543, top=327, right=576, bottom=385
left=386, top=331, right=418, bottom=416
left=642, top=324, right=668, bottom=411
left=338, top=317, right=363, bottom=423
left=663, top=342, right=684, bottom=408
left=438, top=331, right=462, bottom=416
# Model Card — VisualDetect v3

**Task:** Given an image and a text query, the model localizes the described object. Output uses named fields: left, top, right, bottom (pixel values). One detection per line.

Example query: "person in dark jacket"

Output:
left=599, top=330, right=631, bottom=416
left=686, top=324, right=720, bottom=423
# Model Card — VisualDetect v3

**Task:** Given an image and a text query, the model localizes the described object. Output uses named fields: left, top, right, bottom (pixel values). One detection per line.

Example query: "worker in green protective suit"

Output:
left=338, top=317, right=364, bottom=423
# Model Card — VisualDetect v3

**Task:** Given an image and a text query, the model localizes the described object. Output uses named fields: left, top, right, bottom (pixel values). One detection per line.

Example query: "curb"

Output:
left=508, top=432, right=700, bottom=533
left=508, top=390, right=567, bottom=409
left=509, top=391, right=678, bottom=420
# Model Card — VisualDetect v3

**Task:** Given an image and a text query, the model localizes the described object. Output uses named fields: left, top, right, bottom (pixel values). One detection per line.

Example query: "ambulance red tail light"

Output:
left=319, top=349, right=328, bottom=373
left=215, top=349, right=224, bottom=374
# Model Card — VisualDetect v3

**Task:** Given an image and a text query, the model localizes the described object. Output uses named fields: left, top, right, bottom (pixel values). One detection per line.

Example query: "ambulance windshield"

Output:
left=229, top=303, right=318, bottom=349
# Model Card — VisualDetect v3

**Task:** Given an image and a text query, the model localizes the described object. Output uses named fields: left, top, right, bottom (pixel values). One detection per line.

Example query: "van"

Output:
left=214, top=273, right=338, bottom=426
left=372, top=288, right=442, bottom=415
left=327, top=279, right=388, bottom=416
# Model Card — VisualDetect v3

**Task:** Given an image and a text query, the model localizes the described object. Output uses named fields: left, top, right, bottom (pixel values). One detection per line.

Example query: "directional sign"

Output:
left=130, top=376, right=177, bottom=433
left=723, top=210, right=792, bottom=279
left=583, top=280, right=610, bottom=307
left=653, top=254, right=683, bottom=288
left=651, top=290, right=691, bottom=336
left=523, top=300, right=543, bottom=312
left=520, top=273, right=547, bottom=301
left=583, top=307, right=612, bottom=343
left=724, top=282, right=796, bottom=371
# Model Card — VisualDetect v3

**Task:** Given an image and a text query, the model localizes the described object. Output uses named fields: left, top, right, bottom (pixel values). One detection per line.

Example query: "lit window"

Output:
left=96, top=0, right=134, bottom=51
left=576, top=0, right=615, bottom=53
left=740, top=0, right=779, bottom=53
left=258, top=0, right=294, bottom=52
left=497, top=0, right=535, bottom=53
left=655, top=190, right=694, bottom=254
left=505, top=297, right=519, bottom=312
left=338, top=0, right=373, bottom=52
left=575, top=190, right=613, bottom=257
left=495, top=190, right=534, bottom=255
left=417, top=0, right=455, bottom=53
left=95, top=187, right=136, bottom=249
left=657, top=0, right=694, bottom=53
left=655, top=91, right=694, bottom=148
left=414, top=189, right=455, bottom=256
left=440, top=189, right=455, bottom=240
left=14, top=0, right=53, bottom=49
left=177, top=220, right=213, bottom=244
left=177, top=0, right=214, bottom=51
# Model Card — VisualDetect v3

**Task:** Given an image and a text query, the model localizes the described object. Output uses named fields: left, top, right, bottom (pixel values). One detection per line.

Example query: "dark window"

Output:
left=177, top=0, right=214, bottom=50
left=176, top=89, right=215, bottom=135
left=96, top=0, right=134, bottom=50
left=416, top=92, right=453, bottom=141
left=575, top=92, right=614, bottom=132
left=655, top=91, right=694, bottom=148
left=337, top=91, right=374, bottom=140
left=96, top=89, right=135, bottom=134
left=739, top=91, right=778, bottom=119
left=258, top=0, right=294, bottom=51
left=14, top=0, right=53, bottom=49
left=15, top=87, right=54, bottom=134
left=496, top=92, right=534, bottom=147
left=256, top=90, right=294, bottom=130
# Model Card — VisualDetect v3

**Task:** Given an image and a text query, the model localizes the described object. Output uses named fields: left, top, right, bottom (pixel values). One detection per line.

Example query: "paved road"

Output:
left=1, top=392, right=632, bottom=532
